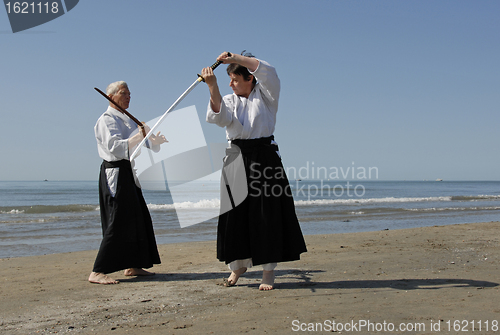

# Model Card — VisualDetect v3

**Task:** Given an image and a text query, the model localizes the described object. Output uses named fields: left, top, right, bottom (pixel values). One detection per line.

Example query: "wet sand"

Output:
left=1, top=221, right=499, bottom=334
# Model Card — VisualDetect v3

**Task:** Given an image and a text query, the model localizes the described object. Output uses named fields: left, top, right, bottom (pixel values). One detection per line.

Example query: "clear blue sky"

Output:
left=1, top=0, right=499, bottom=181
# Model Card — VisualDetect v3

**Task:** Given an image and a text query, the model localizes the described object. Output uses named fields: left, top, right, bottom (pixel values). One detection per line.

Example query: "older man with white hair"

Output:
left=89, top=81, right=167, bottom=285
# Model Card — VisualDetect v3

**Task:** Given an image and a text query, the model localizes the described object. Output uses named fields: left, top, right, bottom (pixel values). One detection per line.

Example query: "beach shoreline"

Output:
left=1, top=221, right=499, bottom=334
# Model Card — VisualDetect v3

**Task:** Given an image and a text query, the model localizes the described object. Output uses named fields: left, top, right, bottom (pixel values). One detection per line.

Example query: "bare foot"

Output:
left=259, top=270, right=275, bottom=291
left=88, top=272, right=119, bottom=285
left=223, top=267, right=247, bottom=287
left=124, top=268, right=155, bottom=276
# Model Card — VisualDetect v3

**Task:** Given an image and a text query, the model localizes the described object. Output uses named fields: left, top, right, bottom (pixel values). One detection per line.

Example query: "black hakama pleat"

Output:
left=93, top=159, right=160, bottom=274
left=217, top=136, right=307, bottom=266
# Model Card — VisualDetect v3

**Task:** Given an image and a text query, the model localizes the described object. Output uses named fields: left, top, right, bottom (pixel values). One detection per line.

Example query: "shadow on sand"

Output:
left=117, top=269, right=498, bottom=292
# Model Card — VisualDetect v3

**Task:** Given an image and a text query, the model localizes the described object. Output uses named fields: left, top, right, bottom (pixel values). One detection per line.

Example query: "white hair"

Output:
left=106, top=81, right=128, bottom=95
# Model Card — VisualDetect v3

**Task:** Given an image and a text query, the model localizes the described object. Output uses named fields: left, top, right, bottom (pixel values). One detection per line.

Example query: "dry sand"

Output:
left=1, top=221, right=499, bottom=334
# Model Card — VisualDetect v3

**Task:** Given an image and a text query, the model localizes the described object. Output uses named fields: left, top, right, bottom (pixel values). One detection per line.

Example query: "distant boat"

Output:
left=436, top=179, right=443, bottom=182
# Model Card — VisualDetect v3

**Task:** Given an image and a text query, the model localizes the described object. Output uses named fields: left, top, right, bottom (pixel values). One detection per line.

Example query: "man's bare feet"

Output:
left=88, top=272, right=119, bottom=285
left=124, top=268, right=155, bottom=276
left=259, top=270, right=275, bottom=291
left=223, top=267, right=247, bottom=287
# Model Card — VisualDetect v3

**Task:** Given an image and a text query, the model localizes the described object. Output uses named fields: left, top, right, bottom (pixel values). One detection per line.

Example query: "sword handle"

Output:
left=198, top=52, right=232, bottom=82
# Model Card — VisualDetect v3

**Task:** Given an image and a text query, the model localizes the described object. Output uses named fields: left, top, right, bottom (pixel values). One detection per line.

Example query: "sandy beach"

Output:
left=1, top=221, right=499, bottom=334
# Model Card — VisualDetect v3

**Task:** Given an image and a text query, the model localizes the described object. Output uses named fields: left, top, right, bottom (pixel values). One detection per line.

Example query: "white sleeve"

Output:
left=250, top=60, right=280, bottom=107
left=95, top=114, right=130, bottom=160
left=206, top=96, right=234, bottom=127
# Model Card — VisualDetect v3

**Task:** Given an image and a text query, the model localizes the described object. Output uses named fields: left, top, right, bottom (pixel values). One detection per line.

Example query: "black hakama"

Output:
left=93, top=159, right=160, bottom=274
left=217, top=136, right=307, bottom=266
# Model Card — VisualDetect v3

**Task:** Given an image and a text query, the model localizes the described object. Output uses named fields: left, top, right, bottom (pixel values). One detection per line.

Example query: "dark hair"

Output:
left=227, top=50, right=257, bottom=85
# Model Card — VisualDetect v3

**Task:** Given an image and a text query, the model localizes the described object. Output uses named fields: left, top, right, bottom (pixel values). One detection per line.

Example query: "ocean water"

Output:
left=0, top=180, right=499, bottom=258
